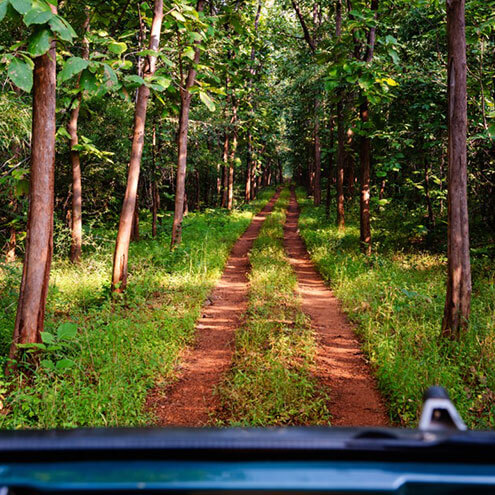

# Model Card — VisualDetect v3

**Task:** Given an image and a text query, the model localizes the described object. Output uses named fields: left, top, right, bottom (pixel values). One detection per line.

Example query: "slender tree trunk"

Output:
left=359, top=99, right=371, bottom=255
left=245, top=133, right=252, bottom=202
left=358, top=0, right=378, bottom=255
left=111, top=0, right=163, bottom=292
left=442, top=0, right=471, bottom=338
left=326, top=116, right=334, bottom=217
left=335, top=0, right=345, bottom=228
left=336, top=99, right=345, bottom=228
left=221, top=133, right=229, bottom=208
left=69, top=7, right=90, bottom=264
left=152, top=183, right=158, bottom=237
left=424, top=156, right=435, bottom=229
left=9, top=4, right=57, bottom=361
left=195, top=169, right=200, bottom=210
left=345, top=127, right=355, bottom=199
left=314, top=99, right=322, bottom=205
left=151, top=124, right=158, bottom=237
left=227, top=104, right=238, bottom=210
left=171, top=0, right=205, bottom=247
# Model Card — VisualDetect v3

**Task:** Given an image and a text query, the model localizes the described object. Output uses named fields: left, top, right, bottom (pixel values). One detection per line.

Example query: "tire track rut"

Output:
left=150, top=189, right=281, bottom=426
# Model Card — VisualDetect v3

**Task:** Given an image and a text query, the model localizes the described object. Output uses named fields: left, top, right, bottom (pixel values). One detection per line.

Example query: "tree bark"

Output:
left=227, top=103, right=238, bottom=210
left=245, top=132, right=253, bottom=202
left=111, top=0, right=163, bottom=292
left=358, top=0, right=378, bottom=255
left=221, top=133, right=229, bottom=208
left=69, top=7, right=90, bottom=264
left=326, top=116, right=334, bottom=217
left=442, top=0, right=471, bottom=338
left=335, top=0, right=345, bottom=228
left=336, top=99, right=345, bottom=228
left=171, top=0, right=205, bottom=247
left=359, top=100, right=371, bottom=255
left=424, top=156, right=435, bottom=229
left=151, top=124, right=158, bottom=237
left=10, top=4, right=57, bottom=361
left=313, top=99, right=322, bottom=205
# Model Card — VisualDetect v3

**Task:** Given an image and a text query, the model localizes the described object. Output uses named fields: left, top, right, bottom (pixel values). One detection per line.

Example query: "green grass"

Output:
left=0, top=189, right=275, bottom=428
left=216, top=188, right=331, bottom=426
left=296, top=188, right=495, bottom=429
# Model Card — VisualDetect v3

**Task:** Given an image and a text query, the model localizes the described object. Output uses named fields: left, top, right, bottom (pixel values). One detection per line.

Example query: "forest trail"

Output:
left=283, top=188, right=389, bottom=426
left=150, top=189, right=282, bottom=426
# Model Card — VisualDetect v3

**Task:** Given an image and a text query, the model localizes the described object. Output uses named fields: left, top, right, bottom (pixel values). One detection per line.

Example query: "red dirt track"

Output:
left=283, top=188, right=389, bottom=426
left=150, top=190, right=281, bottom=426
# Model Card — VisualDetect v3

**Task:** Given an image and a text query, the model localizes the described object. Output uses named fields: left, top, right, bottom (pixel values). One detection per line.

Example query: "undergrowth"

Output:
left=0, top=189, right=275, bottom=428
left=216, top=188, right=331, bottom=426
left=297, top=188, right=495, bottom=429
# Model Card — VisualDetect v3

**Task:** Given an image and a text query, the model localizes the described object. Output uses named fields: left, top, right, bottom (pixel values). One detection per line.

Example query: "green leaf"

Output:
left=58, top=56, right=89, bottom=83
left=10, top=0, right=30, bottom=15
left=183, top=46, right=195, bottom=60
left=103, top=63, right=118, bottom=86
left=149, top=75, right=171, bottom=91
left=56, top=358, right=75, bottom=370
left=24, top=7, right=53, bottom=26
left=108, top=41, right=127, bottom=55
left=170, top=10, right=186, bottom=22
left=0, top=0, right=9, bottom=22
left=48, top=15, right=76, bottom=42
left=125, top=74, right=145, bottom=86
left=57, top=322, right=77, bottom=341
left=8, top=57, right=33, bottom=92
left=40, top=331, right=55, bottom=344
left=40, top=359, right=55, bottom=370
left=80, top=69, right=98, bottom=92
left=27, top=27, right=52, bottom=56
left=199, top=91, right=215, bottom=112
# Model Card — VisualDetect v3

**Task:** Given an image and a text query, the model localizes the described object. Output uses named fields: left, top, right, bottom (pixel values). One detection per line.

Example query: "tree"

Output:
left=111, top=0, right=164, bottom=293
left=441, top=0, right=471, bottom=338
left=68, top=6, right=90, bottom=264
left=10, top=3, right=58, bottom=360
left=358, top=0, right=378, bottom=256
left=171, top=0, right=206, bottom=248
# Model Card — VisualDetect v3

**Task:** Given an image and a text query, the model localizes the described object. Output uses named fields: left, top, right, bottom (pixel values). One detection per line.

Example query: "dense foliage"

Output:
left=0, top=0, right=493, bottom=427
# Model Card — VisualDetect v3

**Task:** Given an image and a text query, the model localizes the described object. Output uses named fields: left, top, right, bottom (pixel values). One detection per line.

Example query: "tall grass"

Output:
left=0, top=190, right=274, bottom=428
left=217, top=189, right=331, bottom=426
left=297, top=189, right=495, bottom=428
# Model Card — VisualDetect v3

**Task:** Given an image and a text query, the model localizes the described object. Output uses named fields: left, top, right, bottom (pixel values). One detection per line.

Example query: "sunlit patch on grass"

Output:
left=296, top=188, right=495, bottom=429
left=216, top=189, right=331, bottom=426
left=0, top=189, right=275, bottom=429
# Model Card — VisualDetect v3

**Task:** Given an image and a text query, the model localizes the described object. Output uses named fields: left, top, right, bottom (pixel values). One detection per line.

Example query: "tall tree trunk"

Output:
left=221, top=133, right=229, bottom=208
left=69, top=7, right=90, bottom=264
left=151, top=124, right=158, bottom=238
left=9, top=4, right=57, bottom=360
left=335, top=0, right=345, bottom=228
left=227, top=103, right=238, bottom=210
left=336, top=99, right=345, bottom=229
left=314, top=99, right=322, bottom=205
left=111, top=0, right=163, bottom=292
left=171, top=0, right=205, bottom=247
left=326, top=116, right=334, bottom=217
left=442, top=0, right=471, bottom=338
left=424, top=156, right=435, bottom=229
left=152, top=183, right=158, bottom=238
left=358, top=0, right=378, bottom=256
left=245, top=132, right=252, bottom=202
left=345, top=127, right=355, bottom=199
left=359, top=100, right=371, bottom=255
